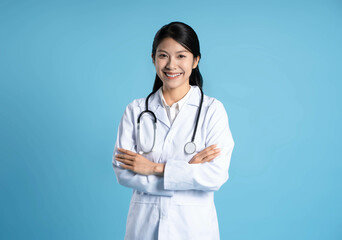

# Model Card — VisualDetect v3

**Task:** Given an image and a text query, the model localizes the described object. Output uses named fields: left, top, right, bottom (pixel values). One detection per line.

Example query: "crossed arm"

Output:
left=115, top=144, right=221, bottom=176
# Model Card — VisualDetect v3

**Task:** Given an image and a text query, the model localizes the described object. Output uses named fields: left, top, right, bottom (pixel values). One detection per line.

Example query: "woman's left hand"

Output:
left=115, top=148, right=156, bottom=175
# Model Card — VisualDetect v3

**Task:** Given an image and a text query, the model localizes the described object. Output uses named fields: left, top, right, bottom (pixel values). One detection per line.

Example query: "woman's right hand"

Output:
left=188, top=144, right=221, bottom=164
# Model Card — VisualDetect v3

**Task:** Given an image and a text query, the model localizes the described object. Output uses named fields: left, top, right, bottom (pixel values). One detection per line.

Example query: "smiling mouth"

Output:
left=164, top=72, right=183, bottom=79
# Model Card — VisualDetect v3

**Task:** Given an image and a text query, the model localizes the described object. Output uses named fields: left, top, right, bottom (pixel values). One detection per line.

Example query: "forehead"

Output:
left=157, top=38, right=190, bottom=53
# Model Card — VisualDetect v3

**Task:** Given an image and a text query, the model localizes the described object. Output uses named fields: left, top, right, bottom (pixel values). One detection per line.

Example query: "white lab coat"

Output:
left=112, top=85, right=235, bottom=240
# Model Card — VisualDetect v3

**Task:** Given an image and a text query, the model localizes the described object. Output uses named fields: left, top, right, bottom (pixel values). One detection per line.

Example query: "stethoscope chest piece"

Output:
left=184, top=141, right=196, bottom=154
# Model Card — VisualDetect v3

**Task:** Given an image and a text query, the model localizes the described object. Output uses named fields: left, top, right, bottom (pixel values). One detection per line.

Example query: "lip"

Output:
left=164, top=72, right=183, bottom=75
left=164, top=72, right=183, bottom=79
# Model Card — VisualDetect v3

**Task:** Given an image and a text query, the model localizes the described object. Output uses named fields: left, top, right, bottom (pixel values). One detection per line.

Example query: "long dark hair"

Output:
left=151, top=21, right=203, bottom=93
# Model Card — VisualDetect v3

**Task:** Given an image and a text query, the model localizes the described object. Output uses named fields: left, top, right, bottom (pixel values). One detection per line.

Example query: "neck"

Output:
left=162, top=84, right=191, bottom=106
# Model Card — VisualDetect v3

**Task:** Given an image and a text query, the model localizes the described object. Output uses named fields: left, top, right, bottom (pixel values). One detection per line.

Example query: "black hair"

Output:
left=151, top=21, right=203, bottom=92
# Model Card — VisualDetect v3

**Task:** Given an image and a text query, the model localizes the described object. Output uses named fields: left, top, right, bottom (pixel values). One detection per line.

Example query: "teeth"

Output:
left=166, top=73, right=181, bottom=77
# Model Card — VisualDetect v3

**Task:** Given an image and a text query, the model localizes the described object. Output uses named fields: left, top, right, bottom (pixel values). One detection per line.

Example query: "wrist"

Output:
left=153, top=163, right=165, bottom=176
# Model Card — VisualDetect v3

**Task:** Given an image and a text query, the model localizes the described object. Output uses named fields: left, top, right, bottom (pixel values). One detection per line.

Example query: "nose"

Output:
left=166, top=56, right=177, bottom=69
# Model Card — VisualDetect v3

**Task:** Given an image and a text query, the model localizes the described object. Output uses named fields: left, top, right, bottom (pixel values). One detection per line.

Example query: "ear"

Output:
left=192, top=56, right=200, bottom=69
left=151, top=53, right=155, bottom=65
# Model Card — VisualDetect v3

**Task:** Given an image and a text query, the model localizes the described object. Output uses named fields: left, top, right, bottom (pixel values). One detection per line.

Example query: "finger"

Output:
left=189, top=145, right=219, bottom=164
left=199, top=145, right=216, bottom=154
left=199, top=150, right=220, bottom=163
left=117, top=148, right=137, bottom=156
left=189, top=144, right=216, bottom=163
left=188, top=158, right=196, bottom=164
left=189, top=153, right=199, bottom=163
left=115, top=154, right=135, bottom=161
left=115, top=157, right=133, bottom=165
left=197, top=145, right=219, bottom=159
left=206, top=150, right=221, bottom=159
left=204, top=147, right=221, bottom=157
left=119, top=163, right=134, bottom=171
left=189, top=154, right=202, bottom=164
left=202, top=151, right=221, bottom=163
left=207, top=144, right=218, bottom=149
left=202, top=144, right=218, bottom=154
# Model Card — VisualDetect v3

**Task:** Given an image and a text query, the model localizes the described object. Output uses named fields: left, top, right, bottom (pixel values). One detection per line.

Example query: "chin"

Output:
left=162, top=83, right=178, bottom=89
left=163, top=82, right=188, bottom=90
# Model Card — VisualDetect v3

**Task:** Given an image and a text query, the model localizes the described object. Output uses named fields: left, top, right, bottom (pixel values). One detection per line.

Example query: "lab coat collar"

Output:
left=149, top=85, right=201, bottom=108
left=146, top=85, right=201, bottom=128
left=159, top=85, right=194, bottom=111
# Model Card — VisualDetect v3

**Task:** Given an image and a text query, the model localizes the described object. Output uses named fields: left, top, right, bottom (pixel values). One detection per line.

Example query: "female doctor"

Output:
left=112, top=21, right=234, bottom=240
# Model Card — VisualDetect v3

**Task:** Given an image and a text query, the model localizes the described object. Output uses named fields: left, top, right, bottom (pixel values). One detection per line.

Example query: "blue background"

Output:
left=1, top=0, right=341, bottom=239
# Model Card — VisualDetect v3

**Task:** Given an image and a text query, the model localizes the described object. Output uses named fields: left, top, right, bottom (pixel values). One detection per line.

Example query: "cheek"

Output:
left=155, top=66, right=164, bottom=76
left=183, top=61, right=194, bottom=72
left=183, top=67, right=193, bottom=76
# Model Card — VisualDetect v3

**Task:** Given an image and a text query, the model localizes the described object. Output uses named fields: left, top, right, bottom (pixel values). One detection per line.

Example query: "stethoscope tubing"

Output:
left=137, top=86, right=203, bottom=154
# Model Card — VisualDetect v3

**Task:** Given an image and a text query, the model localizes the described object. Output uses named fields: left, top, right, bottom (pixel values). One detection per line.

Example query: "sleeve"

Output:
left=163, top=99, right=235, bottom=191
left=112, top=103, right=174, bottom=197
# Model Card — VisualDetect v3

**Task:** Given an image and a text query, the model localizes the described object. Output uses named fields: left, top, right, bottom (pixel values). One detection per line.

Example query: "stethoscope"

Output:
left=137, top=86, right=204, bottom=155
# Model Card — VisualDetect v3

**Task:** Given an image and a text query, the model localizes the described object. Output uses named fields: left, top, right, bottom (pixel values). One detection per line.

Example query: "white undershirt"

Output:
left=158, top=86, right=194, bottom=125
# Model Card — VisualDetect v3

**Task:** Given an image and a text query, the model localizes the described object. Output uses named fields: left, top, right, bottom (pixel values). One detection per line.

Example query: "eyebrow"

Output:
left=157, top=50, right=189, bottom=53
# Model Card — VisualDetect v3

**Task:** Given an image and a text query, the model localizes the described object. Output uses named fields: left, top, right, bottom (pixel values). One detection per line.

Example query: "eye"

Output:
left=158, top=54, right=167, bottom=58
left=179, top=55, right=186, bottom=58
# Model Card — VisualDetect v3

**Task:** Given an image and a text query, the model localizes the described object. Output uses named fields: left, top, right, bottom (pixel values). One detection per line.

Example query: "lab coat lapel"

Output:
left=154, top=105, right=171, bottom=128
left=148, top=89, right=171, bottom=129
left=170, top=86, right=201, bottom=132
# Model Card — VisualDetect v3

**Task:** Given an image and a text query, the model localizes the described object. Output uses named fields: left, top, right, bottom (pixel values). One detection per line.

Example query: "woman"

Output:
left=112, top=21, right=235, bottom=240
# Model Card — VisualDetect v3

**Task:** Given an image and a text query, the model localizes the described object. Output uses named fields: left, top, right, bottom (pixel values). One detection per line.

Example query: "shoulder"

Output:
left=202, top=94, right=232, bottom=136
left=123, top=97, right=147, bottom=112
left=203, top=93, right=227, bottom=113
left=119, top=98, right=145, bottom=121
left=201, top=92, right=231, bottom=126
left=127, top=98, right=145, bottom=109
left=122, top=89, right=160, bottom=114
left=190, top=86, right=229, bottom=116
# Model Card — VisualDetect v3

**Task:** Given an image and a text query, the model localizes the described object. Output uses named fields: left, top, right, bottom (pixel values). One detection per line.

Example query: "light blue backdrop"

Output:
left=1, top=0, right=341, bottom=239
